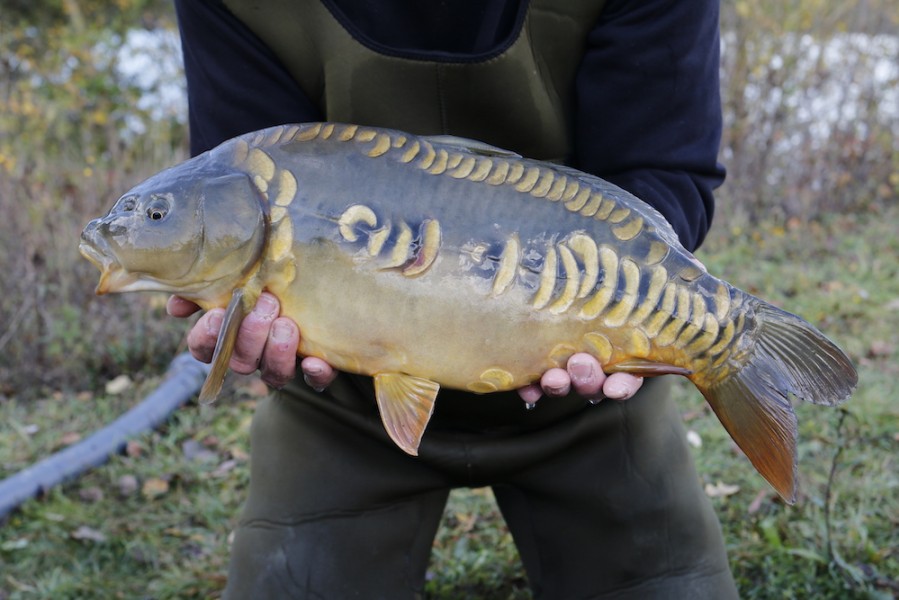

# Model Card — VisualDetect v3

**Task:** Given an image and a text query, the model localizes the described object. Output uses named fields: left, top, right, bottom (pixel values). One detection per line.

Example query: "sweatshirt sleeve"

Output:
left=174, top=0, right=323, bottom=156
left=572, top=0, right=725, bottom=251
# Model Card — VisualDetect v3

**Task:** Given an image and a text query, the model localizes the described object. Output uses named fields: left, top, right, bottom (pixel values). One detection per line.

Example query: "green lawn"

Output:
left=1, top=208, right=897, bottom=599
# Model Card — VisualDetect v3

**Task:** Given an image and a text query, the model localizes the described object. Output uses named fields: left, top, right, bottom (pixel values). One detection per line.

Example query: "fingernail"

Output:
left=271, top=321, right=293, bottom=342
left=604, top=380, right=631, bottom=400
left=255, top=294, right=278, bottom=317
left=568, top=359, right=593, bottom=384
left=206, top=312, right=223, bottom=335
left=304, top=363, right=322, bottom=377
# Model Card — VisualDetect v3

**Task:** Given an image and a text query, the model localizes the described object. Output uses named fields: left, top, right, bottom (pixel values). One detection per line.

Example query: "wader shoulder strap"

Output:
left=222, top=0, right=606, bottom=161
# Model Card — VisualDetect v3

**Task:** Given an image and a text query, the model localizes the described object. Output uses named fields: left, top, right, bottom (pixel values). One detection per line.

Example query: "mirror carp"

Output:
left=80, top=122, right=857, bottom=503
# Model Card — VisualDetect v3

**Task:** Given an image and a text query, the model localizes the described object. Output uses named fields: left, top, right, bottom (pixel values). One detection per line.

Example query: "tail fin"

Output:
left=695, top=303, right=857, bottom=503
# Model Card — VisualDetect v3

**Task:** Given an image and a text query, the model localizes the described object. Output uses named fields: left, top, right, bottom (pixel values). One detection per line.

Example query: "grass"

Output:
left=1, top=207, right=897, bottom=599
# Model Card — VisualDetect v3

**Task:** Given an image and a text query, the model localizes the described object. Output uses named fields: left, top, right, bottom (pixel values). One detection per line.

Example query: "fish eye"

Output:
left=146, top=196, right=171, bottom=222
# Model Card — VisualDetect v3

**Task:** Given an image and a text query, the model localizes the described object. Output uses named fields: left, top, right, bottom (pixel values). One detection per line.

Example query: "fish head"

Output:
left=80, top=157, right=267, bottom=303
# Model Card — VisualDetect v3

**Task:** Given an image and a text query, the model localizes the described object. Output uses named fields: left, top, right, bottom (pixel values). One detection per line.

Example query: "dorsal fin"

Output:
left=422, top=135, right=522, bottom=158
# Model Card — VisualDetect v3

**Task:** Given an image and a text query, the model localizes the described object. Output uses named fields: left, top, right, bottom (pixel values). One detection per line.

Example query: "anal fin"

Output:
left=374, top=373, right=439, bottom=456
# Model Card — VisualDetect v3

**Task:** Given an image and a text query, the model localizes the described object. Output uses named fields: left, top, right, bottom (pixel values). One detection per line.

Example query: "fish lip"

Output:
left=78, top=240, right=129, bottom=295
left=78, top=240, right=107, bottom=271
left=78, top=238, right=219, bottom=297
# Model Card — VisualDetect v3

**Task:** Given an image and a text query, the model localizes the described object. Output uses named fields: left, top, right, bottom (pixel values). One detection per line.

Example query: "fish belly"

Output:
left=276, top=239, right=605, bottom=393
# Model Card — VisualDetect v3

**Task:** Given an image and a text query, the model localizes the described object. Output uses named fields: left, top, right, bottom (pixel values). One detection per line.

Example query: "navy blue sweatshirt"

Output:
left=174, top=0, right=724, bottom=250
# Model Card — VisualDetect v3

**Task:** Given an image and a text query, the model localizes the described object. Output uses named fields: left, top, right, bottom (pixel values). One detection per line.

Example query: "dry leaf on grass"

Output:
left=704, top=481, right=740, bottom=498
left=105, top=374, right=132, bottom=395
left=71, top=526, right=106, bottom=543
left=141, top=477, right=170, bottom=499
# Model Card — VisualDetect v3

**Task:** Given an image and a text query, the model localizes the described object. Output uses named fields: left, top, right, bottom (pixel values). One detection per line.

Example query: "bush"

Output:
left=0, top=1, right=188, bottom=398
left=718, top=0, right=899, bottom=225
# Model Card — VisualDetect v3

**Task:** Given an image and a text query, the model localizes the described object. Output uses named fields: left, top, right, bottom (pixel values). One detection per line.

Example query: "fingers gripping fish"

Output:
left=80, top=123, right=857, bottom=503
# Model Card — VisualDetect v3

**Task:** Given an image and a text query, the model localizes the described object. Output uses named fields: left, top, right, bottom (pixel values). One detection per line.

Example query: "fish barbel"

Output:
left=80, top=123, right=857, bottom=502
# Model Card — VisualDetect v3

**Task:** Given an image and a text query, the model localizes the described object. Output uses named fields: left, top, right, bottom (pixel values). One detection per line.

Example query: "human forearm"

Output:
left=573, top=0, right=724, bottom=251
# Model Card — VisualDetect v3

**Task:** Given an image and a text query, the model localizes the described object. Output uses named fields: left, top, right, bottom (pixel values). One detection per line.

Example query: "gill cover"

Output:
left=192, top=171, right=268, bottom=301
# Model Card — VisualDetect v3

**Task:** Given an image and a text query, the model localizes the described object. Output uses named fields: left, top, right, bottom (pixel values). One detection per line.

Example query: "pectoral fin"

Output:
left=198, top=287, right=256, bottom=405
left=374, top=373, right=440, bottom=456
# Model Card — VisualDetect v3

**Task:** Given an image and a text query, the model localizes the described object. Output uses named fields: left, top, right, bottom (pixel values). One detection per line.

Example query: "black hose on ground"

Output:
left=0, top=353, right=210, bottom=520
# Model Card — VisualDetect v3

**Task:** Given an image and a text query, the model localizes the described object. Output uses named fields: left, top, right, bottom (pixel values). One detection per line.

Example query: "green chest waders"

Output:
left=219, top=2, right=739, bottom=598
left=223, top=0, right=605, bottom=161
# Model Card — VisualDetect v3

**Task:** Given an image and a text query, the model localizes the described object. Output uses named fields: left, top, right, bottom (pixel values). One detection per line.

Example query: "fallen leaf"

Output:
left=117, top=474, right=139, bottom=498
left=78, top=486, right=104, bottom=503
left=141, top=477, right=170, bottom=499
left=125, top=440, right=144, bottom=457
left=229, top=447, right=249, bottom=462
left=182, top=439, right=217, bottom=463
left=686, top=430, right=702, bottom=448
left=867, top=340, right=894, bottom=358
left=212, top=459, right=237, bottom=478
left=164, top=527, right=188, bottom=538
left=60, top=431, right=82, bottom=446
left=71, top=526, right=107, bottom=543
left=1, top=538, right=29, bottom=551
left=105, top=374, right=132, bottom=395
left=705, top=481, right=740, bottom=498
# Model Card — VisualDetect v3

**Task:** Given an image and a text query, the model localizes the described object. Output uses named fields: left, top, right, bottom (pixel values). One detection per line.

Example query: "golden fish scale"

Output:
left=227, top=123, right=748, bottom=392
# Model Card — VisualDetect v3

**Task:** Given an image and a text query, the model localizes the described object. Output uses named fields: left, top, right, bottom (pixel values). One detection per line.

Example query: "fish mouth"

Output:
left=79, top=239, right=198, bottom=296
left=78, top=240, right=138, bottom=295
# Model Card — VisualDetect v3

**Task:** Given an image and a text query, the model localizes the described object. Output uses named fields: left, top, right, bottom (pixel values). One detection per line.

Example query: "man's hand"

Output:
left=169, top=294, right=642, bottom=403
left=167, top=293, right=336, bottom=390
left=516, top=353, right=643, bottom=407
